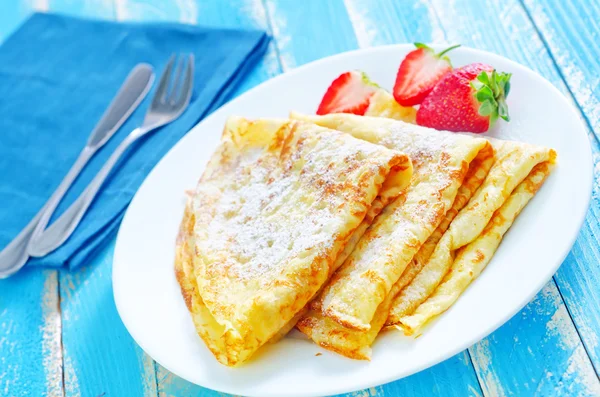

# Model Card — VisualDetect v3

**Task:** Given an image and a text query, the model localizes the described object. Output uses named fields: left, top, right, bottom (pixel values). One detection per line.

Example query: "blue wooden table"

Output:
left=1, top=1, right=599, bottom=396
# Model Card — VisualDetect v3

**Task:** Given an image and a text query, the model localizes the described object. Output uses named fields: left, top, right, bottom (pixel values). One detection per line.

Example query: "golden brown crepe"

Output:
left=175, top=117, right=412, bottom=366
left=394, top=160, right=554, bottom=334
left=291, top=113, right=493, bottom=358
left=388, top=140, right=556, bottom=334
left=362, top=93, right=557, bottom=335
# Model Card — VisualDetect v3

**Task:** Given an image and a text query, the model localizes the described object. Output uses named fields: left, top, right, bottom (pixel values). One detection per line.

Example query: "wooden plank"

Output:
left=352, top=352, right=482, bottom=397
left=48, top=0, right=115, bottom=19
left=0, top=269, right=62, bottom=397
left=425, top=0, right=600, bottom=394
left=523, top=0, right=600, bottom=132
left=60, top=242, right=158, bottom=397
left=182, top=0, right=282, bottom=98
left=342, top=0, right=444, bottom=47
left=522, top=0, right=600, bottom=374
left=114, top=0, right=199, bottom=24
left=471, top=282, right=600, bottom=396
left=263, top=1, right=484, bottom=396
left=264, top=0, right=358, bottom=70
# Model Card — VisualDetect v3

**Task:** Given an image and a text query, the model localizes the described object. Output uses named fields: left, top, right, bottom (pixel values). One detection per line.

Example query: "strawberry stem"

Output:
left=437, top=44, right=461, bottom=58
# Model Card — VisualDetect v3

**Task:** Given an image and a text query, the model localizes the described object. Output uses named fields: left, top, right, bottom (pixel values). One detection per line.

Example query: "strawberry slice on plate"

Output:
left=317, top=71, right=379, bottom=115
left=416, top=63, right=512, bottom=133
left=393, top=43, right=460, bottom=107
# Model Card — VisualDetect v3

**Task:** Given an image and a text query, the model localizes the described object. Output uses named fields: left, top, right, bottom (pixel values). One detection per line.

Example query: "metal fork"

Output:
left=29, top=54, right=194, bottom=257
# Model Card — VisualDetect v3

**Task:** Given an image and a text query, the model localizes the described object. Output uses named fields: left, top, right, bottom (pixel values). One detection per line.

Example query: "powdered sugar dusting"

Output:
left=382, top=121, right=464, bottom=167
left=194, top=124, right=389, bottom=283
left=326, top=115, right=489, bottom=324
left=316, top=115, right=486, bottom=323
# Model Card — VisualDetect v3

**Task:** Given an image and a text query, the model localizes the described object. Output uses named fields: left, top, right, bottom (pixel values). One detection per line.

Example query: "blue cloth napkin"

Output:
left=0, top=13, right=269, bottom=269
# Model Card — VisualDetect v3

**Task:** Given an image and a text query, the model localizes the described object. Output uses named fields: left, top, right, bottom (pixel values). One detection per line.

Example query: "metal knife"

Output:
left=0, top=64, right=155, bottom=278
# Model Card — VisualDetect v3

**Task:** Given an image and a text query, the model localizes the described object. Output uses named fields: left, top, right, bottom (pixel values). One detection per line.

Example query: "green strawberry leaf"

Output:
left=470, top=79, right=484, bottom=91
left=478, top=99, right=495, bottom=116
left=477, top=72, right=490, bottom=85
left=414, top=42, right=433, bottom=51
left=489, top=71, right=497, bottom=93
left=473, top=69, right=512, bottom=126
left=476, top=85, right=494, bottom=102
left=498, top=98, right=510, bottom=121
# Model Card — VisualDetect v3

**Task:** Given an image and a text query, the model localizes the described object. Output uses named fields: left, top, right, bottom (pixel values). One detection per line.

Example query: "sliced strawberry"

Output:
left=416, top=63, right=512, bottom=133
left=317, top=71, right=379, bottom=115
left=393, top=43, right=461, bottom=107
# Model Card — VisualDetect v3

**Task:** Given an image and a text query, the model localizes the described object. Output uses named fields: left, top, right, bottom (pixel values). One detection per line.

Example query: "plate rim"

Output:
left=112, top=43, right=593, bottom=397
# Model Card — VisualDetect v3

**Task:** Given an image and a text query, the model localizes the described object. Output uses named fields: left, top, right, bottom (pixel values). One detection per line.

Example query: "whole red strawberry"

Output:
left=393, top=43, right=461, bottom=106
left=317, top=71, right=379, bottom=115
left=416, top=63, right=512, bottom=133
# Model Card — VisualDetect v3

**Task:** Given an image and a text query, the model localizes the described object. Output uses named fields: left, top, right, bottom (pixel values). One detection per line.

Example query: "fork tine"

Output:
left=175, top=54, right=194, bottom=108
left=154, top=54, right=176, bottom=104
left=168, top=55, right=185, bottom=103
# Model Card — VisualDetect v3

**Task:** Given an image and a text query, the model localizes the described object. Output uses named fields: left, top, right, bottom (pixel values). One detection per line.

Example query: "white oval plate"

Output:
left=113, top=45, right=592, bottom=397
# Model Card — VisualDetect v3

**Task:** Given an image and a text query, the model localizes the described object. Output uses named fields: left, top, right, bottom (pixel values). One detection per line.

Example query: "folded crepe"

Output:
left=388, top=138, right=556, bottom=335
left=291, top=113, right=493, bottom=358
left=364, top=94, right=557, bottom=335
left=174, top=117, right=412, bottom=366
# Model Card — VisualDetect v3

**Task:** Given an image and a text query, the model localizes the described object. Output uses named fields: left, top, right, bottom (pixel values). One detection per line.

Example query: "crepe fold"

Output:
left=175, top=117, right=412, bottom=366
left=363, top=95, right=556, bottom=336
left=388, top=139, right=556, bottom=335
left=290, top=113, right=493, bottom=358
